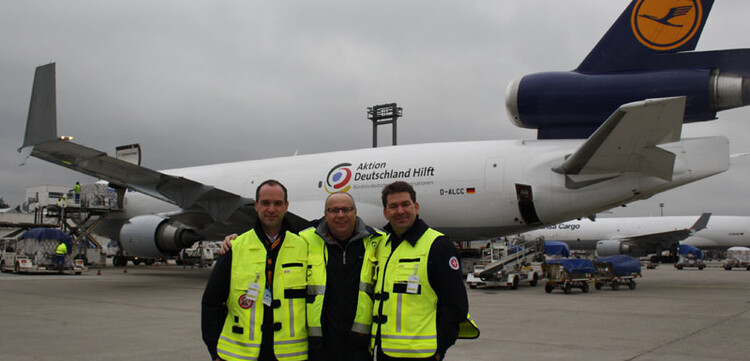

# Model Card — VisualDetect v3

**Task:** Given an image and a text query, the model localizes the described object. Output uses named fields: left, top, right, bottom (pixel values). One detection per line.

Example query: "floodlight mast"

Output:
left=367, top=103, right=403, bottom=148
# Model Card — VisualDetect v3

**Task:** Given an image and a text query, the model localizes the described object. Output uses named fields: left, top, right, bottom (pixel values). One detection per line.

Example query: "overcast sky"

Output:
left=1, top=0, right=748, bottom=218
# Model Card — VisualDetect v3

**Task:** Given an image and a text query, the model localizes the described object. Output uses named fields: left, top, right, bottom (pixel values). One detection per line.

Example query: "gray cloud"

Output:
left=1, top=0, right=748, bottom=219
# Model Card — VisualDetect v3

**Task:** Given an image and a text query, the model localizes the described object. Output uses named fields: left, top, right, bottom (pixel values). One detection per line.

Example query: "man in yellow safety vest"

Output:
left=202, top=180, right=309, bottom=361
left=371, top=181, right=478, bottom=360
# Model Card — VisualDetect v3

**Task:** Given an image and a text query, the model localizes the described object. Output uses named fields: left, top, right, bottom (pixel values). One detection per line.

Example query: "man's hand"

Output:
left=218, top=234, right=238, bottom=254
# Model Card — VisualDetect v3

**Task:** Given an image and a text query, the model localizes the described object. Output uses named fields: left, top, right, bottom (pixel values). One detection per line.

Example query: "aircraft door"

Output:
left=515, top=184, right=542, bottom=226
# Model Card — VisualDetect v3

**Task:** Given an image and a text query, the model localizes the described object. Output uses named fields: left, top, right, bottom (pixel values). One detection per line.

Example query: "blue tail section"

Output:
left=577, top=0, right=714, bottom=73
left=505, top=0, right=750, bottom=139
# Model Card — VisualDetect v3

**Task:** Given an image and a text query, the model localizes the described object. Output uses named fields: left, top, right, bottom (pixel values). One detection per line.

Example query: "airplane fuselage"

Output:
left=117, top=137, right=727, bottom=242
left=522, top=216, right=750, bottom=251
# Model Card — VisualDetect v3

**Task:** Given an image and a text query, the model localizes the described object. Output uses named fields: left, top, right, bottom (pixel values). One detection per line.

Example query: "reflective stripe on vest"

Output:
left=300, top=227, right=384, bottom=339
left=217, top=229, right=308, bottom=361
left=372, top=228, right=441, bottom=358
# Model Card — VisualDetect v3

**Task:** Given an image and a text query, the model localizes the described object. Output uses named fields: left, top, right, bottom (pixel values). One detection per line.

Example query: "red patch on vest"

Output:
left=238, top=294, right=254, bottom=309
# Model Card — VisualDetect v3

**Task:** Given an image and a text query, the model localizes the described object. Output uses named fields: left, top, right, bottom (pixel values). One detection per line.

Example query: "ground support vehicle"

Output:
left=594, top=255, right=641, bottom=290
left=466, top=238, right=545, bottom=289
left=175, top=242, right=217, bottom=267
left=724, top=247, right=750, bottom=270
left=544, top=258, right=594, bottom=294
left=675, top=244, right=705, bottom=270
left=0, top=229, right=86, bottom=275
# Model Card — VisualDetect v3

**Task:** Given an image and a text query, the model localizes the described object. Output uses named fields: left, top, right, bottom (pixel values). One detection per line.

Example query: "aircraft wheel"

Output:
left=628, top=280, right=636, bottom=290
left=582, top=283, right=589, bottom=293
left=544, top=284, right=553, bottom=294
left=563, top=283, right=572, bottom=294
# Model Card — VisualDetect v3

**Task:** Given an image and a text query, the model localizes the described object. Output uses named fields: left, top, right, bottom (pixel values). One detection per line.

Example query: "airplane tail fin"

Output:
left=577, top=0, right=714, bottom=73
left=690, top=212, right=711, bottom=233
left=18, top=63, right=58, bottom=164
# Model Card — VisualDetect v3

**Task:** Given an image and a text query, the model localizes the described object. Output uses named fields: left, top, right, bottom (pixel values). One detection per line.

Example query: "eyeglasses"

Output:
left=326, top=207, right=355, bottom=214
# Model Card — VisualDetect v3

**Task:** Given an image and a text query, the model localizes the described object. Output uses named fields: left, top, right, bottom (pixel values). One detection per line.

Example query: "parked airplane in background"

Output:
left=507, top=0, right=750, bottom=139
left=520, top=214, right=750, bottom=257
left=20, top=64, right=727, bottom=258
left=16, top=0, right=741, bottom=258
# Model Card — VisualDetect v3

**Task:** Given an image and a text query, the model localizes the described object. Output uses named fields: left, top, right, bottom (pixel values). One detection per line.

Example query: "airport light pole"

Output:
left=367, top=103, right=403, bottom=148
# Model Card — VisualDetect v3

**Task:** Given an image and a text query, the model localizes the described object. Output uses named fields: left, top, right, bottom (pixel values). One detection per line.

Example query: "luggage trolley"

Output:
left=543, top=258, right=594, bottom=294
left=594, top=255, right=641, bottom=290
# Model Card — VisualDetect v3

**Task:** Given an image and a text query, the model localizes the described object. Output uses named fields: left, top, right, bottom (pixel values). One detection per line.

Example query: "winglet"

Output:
left=690, top=212, right=711, bottom=233
left=18, top=63, right=58, bottom=164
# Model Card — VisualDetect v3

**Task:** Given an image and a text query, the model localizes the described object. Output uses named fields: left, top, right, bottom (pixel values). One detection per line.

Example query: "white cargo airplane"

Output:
left=16, top=63, right=729, bottom=258
left=520, top=213, right=750, bottom=257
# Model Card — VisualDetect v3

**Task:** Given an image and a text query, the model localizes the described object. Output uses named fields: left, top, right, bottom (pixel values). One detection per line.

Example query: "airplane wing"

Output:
left=18, top=63, right=309, bottom=238
left=617, top=213, right=711, bottom=251
left=553, top=96, right=685, bottom=188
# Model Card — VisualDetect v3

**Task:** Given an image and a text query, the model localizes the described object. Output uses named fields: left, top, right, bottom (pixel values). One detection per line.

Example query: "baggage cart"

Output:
left=594, top=255, right=641, bottom=290
left=544, top=258, right=594, bottom=294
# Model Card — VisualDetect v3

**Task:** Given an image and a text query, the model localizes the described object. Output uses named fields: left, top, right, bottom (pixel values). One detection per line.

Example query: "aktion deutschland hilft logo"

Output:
left=631, top=0, right=702, bottom=51
left=325, top=162, right=352, bottom=194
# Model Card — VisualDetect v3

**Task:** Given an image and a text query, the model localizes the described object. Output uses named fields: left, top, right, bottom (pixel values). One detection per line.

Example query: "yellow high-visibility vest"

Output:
left=371, top=228, right=480, bottom=358
left=372, top=228, right=442, bottom=358
left=217, top=229, right=308, bottom=361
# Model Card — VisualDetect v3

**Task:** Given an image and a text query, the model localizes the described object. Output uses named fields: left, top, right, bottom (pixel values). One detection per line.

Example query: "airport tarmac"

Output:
left=1, top=264, right=749, bottom=361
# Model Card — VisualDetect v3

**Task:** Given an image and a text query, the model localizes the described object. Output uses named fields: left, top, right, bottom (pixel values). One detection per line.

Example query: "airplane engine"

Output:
left=595, top=240, right=647, bottom=257
left=119, top=215, right=204, bottom=258
left=506, top=69, right=750, bottom=139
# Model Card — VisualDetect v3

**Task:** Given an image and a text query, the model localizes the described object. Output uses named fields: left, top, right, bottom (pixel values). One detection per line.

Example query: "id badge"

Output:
left=246, top=283, right=260, bottom=301
left=406, top=275, right=420, bottom=294
left=262, top=288, right=273, bottom=307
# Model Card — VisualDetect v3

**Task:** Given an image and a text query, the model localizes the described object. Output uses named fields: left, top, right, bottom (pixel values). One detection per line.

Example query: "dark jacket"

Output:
left=308, top=216, right=380, bottom=361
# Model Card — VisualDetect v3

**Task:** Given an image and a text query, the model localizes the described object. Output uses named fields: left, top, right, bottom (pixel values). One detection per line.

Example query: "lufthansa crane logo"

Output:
left=325, top=162, right=353, bottom=193
left=631, top=0, right=702, bottom=51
